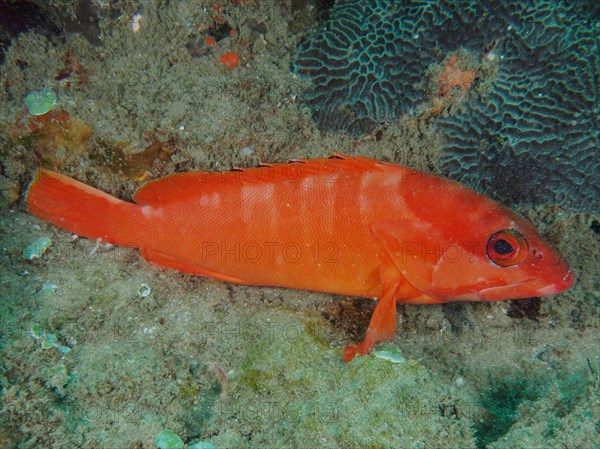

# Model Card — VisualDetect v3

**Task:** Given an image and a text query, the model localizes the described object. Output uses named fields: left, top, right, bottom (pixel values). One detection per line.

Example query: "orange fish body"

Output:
left=26, top=155, right=573, bottom=360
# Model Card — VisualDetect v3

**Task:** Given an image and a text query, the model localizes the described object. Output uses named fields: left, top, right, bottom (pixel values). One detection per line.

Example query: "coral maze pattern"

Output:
left=293, top=0, right=599, bottom=211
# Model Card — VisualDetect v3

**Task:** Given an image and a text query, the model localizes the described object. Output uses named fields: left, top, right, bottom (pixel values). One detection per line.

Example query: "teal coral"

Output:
left=294, top=0, right=428, bottom=136
left=294, top=0, right=599, bottom=211
left=438, top=1, right=599, bottom=211
left=24, top=88, right=57, bottom=115
left=155, top=429, right=184, bottom=449
left=372, top=342, right=405, bottom=364
left=22, top=236, right=52, bottom=260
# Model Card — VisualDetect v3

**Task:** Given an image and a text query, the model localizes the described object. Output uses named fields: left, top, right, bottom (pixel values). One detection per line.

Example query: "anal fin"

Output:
left=141, top=248, right=247, bottom=284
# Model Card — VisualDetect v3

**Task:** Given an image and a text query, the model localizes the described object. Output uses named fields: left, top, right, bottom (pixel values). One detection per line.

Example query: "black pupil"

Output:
left=494, top=239, right=514, bottom=255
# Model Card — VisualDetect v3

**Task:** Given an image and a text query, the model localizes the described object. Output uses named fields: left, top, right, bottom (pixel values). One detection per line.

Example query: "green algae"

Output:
left=481, top=370, right=598, bottom=449
left=554, top=371, right=590, bottom=418
left=30, top=322, right=71, bottom=353
left=474, top=375, right=546, bottom=448
left=45, top=363, right=76, bottom=396
left=40, top=283, right=58, bottom=298
left=30, top=322, right=43, bottom=339
left=179, top=377, right=201, bottom=400
left=302, top=317, right=331, bottom=348
left=474, top=368, right=596, bottom=448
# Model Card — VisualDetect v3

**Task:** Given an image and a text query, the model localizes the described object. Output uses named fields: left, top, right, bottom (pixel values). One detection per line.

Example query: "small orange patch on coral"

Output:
left=27, top=109, right=70, bottom=133
left=205, top=36, right=218, bottom=47
left=212, top=3, right=224, bottom=25
left=219, top=51, right=240, bottom=71
left=437, top=54, right=476, bottom=97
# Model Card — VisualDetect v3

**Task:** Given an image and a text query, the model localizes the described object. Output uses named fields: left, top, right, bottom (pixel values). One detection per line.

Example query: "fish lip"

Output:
left=478, top=269, right=574, bottom=302
left=477, top=280, right=530, bottom=302
left=477, top=257, right=575, bottom=301
left=534, top=269, right=574, bottom=295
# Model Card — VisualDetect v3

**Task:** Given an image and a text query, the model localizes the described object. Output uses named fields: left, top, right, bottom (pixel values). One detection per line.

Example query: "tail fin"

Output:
left=26, top=169, right=142, bottom=247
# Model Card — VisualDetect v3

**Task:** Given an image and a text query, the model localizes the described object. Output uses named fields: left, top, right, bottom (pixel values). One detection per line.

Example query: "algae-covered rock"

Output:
left=204, top=309, right=476, bottom=449
left=481, top=375, right=599, bottom=449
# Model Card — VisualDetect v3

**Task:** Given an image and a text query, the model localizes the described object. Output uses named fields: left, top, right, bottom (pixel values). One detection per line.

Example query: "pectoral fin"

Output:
left=343, top=259, right=403, bottom=362
left=344, top=219, right=452, bottom=361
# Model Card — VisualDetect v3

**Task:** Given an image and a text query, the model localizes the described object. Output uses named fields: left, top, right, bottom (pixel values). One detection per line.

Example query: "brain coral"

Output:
left=293, top=0, right=599, bottom=212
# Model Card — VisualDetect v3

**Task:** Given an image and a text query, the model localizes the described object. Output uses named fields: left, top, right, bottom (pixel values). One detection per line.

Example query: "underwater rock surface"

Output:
left=293, top=0, right=599, bottom=211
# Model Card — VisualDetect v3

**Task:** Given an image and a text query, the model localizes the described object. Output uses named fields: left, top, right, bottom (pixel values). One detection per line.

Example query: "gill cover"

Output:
left=370, top=219, right=515, bottom=301
left=370, top=220, right=445, bottom=295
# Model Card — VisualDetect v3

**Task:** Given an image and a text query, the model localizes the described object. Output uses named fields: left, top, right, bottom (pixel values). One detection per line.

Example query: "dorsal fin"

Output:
left=133, top=154, right=397, bottom=206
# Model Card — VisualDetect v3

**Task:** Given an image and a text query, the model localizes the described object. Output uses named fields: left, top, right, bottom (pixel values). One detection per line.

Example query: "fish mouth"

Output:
left=478, top=269, right=574, bottom=302
left=533, top=269, right=574, bottom=296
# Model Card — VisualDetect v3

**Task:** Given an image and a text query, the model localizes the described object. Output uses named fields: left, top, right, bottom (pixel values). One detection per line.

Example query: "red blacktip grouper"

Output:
left=26, top=154, right=574, bottom=361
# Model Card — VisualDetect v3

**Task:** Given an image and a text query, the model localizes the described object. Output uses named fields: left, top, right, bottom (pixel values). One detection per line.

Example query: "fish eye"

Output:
left=486, top=229, right=528, bottom=267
